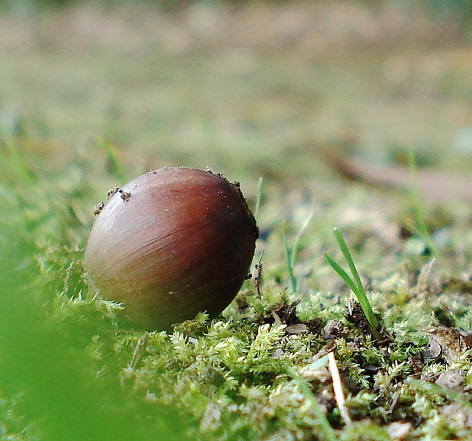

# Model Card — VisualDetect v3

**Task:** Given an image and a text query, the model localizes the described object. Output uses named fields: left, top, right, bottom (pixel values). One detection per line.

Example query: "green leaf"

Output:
left=323, top=251, right=362, bottom=298
left=332, top=227, right=364, bottom=294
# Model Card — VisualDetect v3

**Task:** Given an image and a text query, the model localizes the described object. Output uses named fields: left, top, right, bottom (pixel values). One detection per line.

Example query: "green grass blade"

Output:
left=407, top=379, right=472, bottom=410
left=290, top=204, right=314, bottom=273
left=332, top=227, right=364, bottom=293
left=3, top=132, right=34, bottom=185
left=326, top=228, right=380, bottom=336
left=286, top=365, right=338, bottom=441
left=281, top=207, right=315, bottom=295
left=282, top=222, right=297, bottom=294
left=254, top=176, right=264, bottom=222
left=245, top=177, right=264, bottom=292
left=323, top=252, right=362, bottom=297
left=406, top=148, right=437, bottom=256
left=97, top=137, right=127, bottom=184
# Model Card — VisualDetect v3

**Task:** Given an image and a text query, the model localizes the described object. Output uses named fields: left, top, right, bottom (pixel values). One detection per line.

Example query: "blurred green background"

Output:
left=1, top=0, right=472, bottom=18
left=2, top=0, right=472, bottom=189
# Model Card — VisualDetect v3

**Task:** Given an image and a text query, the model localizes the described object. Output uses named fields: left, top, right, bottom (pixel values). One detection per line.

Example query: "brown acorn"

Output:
left=84, top=167, right=258, bottom=330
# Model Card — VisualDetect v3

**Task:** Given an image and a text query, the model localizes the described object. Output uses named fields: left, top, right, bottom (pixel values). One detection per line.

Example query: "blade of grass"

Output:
left=282, top=222, right=297, bottom=294
left=2, top=131, right=34, bottom=185
left=332, top=228, right=364, bottom=293
left=283, top=206, right=315, bottom=295
left=291, top=204, right=315, bottom=272
left=96, top=137, right=127, bottom=185
left=245, top=177, right=264, bottom=292
left=406, top=148, right=437, bottom=256
left=254, top=176, right=264, bottom=222
left=286, top=364, right=338, bottom=441
left=407, top=379, right=472, bottom=409
left=323, top=252, right=363, bottom=298
left=332, top=228, right=378, bottom=332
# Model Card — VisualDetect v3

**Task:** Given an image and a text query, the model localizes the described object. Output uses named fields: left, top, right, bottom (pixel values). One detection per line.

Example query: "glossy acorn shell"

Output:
left=84, top=167, right=258, bottom=330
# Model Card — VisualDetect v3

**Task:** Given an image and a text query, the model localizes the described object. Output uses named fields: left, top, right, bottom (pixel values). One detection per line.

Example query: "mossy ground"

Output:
left=2, top=2, right=472, bottom=440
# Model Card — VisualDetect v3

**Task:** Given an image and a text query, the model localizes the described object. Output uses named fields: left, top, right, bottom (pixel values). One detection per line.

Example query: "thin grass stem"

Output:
left=3, top=131, right=34, bottom=185
left=254, top=177, right=264, bottom=222
left=282, top=206, right=315, bottom=294
left=282, top=222, right=297, bottom=294
left=290, top=205, right=315, bottom=273
left=407, top=148, right=437, bottom=256
left=286, top=365, right=338, bottom=441
left=97, top=137, right=127, bottom=184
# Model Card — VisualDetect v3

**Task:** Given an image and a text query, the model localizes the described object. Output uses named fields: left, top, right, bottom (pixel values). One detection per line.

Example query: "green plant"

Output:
left=282, top=206, right=314, bottom=295
left=2, top=130, right=34, bottom=185
left=254, top=176, right=264, bottom=223
left=324, top=227, right=380, bottom=339
left=96, top=137, right=128, bottom=185
left=405, top=148, right=438, bottom=257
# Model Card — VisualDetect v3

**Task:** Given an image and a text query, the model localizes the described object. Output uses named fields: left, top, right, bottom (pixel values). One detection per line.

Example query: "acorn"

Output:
left=84, top=167, right=258, bottom=330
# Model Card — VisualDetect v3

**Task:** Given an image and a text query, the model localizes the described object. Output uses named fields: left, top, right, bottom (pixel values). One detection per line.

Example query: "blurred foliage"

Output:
left=2, top=0, right=290, bottom=15
left=428, top=0, right=472, bottom=20
left=1, top=0, right=471, bottom=22
left=0, top=144, right=186, bottom=441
